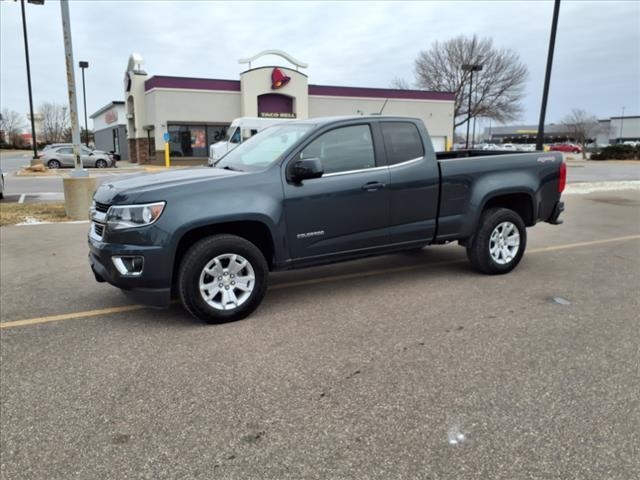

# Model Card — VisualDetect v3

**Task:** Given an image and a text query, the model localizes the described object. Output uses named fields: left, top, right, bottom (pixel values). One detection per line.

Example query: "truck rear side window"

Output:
left=381, top=122, right=424, bottom=165
left=301, top=125, right=376, bottom=174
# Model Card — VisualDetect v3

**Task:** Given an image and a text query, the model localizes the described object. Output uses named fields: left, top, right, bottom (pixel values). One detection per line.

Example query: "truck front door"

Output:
left=283, top=123, right=390, bottom=260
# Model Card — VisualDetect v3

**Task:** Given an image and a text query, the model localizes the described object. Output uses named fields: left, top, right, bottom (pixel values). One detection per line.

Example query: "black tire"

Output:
left=47, top=159, right=61, bottom=169
left=178, top=234, right=269, bottom=324
left=95, top=159, right=108, bottom=168
left=466, top=207, right=527, bottom=275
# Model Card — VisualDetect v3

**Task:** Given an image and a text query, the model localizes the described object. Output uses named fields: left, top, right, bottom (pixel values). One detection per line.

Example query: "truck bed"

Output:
left=434, top=150, right=563, bottom=242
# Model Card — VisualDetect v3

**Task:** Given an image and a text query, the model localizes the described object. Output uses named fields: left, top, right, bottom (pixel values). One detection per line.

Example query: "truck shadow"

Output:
left=111, top=246, right=475, bottom=328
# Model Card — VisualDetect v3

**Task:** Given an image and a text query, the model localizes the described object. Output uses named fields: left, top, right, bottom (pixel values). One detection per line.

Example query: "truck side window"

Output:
left=381, top=122, right=424, bottom=165
left=300, top=125, right=375, bottom=175
left=230, top=128, right=241, bottom=144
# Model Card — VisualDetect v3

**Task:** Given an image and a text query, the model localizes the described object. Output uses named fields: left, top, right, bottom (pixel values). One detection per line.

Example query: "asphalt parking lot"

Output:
left=1, top=188, right=639, bottom=479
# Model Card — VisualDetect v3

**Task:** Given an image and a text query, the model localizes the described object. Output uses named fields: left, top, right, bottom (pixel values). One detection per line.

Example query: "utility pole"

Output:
left=618, top=106, right=625, bottom=142
left=536, top=0, right=561, bottom=151
left=60, top=0, right=84, bottom=175
left=59, top=0, right=96, bottom=220
left=79, top=61, right=89, bottom=147
left=20, top=0, right=44, bottom=165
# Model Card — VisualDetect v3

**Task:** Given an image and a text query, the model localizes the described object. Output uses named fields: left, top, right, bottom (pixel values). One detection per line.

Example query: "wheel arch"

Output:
left=171, top=219, right=277, bottom=289
left=481, top=192, right=536, bottom=226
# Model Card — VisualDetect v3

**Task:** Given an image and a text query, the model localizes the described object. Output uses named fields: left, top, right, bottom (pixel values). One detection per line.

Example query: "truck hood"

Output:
left=211, top=141, right=229, bottom=159
left=94, top=167, right=244, bottom=204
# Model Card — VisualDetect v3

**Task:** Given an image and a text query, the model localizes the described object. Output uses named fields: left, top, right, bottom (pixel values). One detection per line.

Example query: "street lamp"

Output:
left=19, top=0, right=45, bottom=165
left=462, top=63, right=483, bottom=149
left=79, top=60, right=89, bottom=147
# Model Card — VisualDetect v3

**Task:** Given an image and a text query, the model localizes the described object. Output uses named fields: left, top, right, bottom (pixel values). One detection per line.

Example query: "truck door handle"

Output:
left=361, top=181, right=386, bottom=191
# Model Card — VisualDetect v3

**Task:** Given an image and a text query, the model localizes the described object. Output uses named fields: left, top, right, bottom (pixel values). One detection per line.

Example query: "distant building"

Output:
left=484, top=115, right=640, bottom=145
left=90, top=101, right=128, bottom=160
left=596, top=116, right=640, bottom=145
left=484, top=124, right=572, bottom=144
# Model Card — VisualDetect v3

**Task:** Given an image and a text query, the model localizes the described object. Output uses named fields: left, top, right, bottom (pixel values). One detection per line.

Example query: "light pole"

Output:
left=462, top=63, right=483, bottom=149
left=619, top=106, right=625, bottom=143
left=472, top=86, right=479, bottom=148
left=79, top=60, right=89, bottom=147
left=19, top=0, right=45, bottom=165
left=536, top=0, right=561, bottom=151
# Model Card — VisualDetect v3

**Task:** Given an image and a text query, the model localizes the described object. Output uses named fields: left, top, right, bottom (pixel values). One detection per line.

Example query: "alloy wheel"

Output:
left=198, top=253, right=255, bottom=311
left=489, top=221, right=520, bottom=265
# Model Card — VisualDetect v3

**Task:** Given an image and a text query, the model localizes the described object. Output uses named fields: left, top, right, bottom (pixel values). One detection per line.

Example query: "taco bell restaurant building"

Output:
left=121, top=51, right=455, bottom=165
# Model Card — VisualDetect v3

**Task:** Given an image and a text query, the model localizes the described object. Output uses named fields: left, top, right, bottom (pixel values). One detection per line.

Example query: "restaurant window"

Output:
left=168, top=125, right=207, bottom=157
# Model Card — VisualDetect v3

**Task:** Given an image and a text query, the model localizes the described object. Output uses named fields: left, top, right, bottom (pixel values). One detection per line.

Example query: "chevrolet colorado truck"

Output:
left=89, top=116, right=565, bottom=323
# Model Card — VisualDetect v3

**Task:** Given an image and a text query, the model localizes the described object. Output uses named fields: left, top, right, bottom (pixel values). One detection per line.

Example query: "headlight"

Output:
left=106, top=202, right=166, bottom=230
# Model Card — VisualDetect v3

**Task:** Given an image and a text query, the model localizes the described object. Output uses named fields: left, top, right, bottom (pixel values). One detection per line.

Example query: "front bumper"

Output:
left=547, top=200, right=565, bottom=225
left=88, top=235, right=172, bottom=308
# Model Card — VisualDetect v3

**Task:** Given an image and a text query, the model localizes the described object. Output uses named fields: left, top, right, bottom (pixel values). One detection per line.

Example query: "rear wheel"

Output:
left=466, top=207, right=526, bottom=274
left=47, top=159, right=61, bottom=169
left=178, top=234, right=268, bottom=323
left=95, top=159, right=108, bottom=168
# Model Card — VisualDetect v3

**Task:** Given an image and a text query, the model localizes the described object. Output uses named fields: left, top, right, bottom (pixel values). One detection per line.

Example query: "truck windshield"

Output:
left=216, top=124, right=313, bottom=171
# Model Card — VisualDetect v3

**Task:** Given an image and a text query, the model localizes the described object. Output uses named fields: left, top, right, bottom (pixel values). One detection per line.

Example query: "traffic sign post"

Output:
left=163, top=132, right=170, bottom=168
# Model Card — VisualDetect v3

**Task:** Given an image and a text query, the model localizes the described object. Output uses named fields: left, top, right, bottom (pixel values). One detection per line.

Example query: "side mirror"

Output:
left=289, top=158, right=324, bottom=183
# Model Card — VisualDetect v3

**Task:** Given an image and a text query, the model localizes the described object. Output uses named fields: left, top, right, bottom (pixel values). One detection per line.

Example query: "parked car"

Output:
left=500, top=143, right=518, bottom=151
left=89, top=116, right=565, bottom=324
left=549, top=143, right=582, bottom=153
left=481, top=143, right=501, bottom=150
left=41, top=146, right=114, bottom=168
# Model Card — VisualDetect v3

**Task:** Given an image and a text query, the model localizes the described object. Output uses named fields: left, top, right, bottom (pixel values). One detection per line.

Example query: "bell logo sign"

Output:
left=271, top=68, right=291, bottom=90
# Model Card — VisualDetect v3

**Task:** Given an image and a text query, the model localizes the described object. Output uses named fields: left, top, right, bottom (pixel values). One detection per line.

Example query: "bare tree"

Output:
left=407, top=35, right=528, bottom=128
left=390, top=77, right=412, bottom=90
left=40, top=102, right=70, bottom=144
left=0, top=109, right=26, bottom=146
left=561, top=109, right=603, bottom=159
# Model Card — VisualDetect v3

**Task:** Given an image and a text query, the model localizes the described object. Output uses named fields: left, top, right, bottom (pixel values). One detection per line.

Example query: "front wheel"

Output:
left=178, top=234, right=269, bottom=323
left=95, top=159, right=108, bottom=168
left=466, top=207, right=527, bottom=275
left=47, top=159, right=61, bottom=169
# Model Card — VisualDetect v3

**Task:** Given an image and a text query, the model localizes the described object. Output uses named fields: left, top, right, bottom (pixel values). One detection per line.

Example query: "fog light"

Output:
left=112, top=256, right=144, bottom=276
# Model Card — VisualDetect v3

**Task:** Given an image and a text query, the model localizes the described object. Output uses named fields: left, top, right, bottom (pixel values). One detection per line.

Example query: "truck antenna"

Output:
left=377, top=98, right=389, bottom=115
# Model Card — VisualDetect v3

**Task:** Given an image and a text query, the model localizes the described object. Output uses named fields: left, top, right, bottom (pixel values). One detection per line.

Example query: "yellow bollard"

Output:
left=164, top=142, right=170, bottom=168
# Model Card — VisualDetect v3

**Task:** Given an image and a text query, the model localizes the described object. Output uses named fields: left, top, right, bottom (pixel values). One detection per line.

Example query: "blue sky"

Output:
left=1, top=0, right=638, bottom=126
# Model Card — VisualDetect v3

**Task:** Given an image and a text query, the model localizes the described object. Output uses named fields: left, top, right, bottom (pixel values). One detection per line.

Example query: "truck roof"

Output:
left=292, top=115, right=421, bottom=126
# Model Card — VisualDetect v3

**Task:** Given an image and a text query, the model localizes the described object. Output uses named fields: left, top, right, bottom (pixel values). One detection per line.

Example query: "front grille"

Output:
left=95, top=202, right=110, bottom=213
left=94, top=223, right=105, bottom=237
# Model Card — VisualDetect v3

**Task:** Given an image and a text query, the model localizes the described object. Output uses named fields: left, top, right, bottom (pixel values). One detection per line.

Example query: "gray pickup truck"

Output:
left=89, top=116, right=565, bottom=323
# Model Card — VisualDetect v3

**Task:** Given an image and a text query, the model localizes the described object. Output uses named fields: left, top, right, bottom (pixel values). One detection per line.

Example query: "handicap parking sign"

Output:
left=163, top=132, right=170, bottom=142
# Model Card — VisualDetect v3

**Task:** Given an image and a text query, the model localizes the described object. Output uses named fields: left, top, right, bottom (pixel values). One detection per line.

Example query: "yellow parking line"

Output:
left=528, top=234, right=640, bottom=253
left=0, top=305, right=146, bottom=330
left=1, top=234, right=639, bottom=330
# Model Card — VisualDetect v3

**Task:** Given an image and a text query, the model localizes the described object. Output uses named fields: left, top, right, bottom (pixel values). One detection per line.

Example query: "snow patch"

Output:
left=565, top=181, right=640, bottom=195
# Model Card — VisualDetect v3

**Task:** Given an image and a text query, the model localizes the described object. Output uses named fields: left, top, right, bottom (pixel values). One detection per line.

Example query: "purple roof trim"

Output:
left=144, top=75, right=454, bottom=101
left=145, top=76, right=241, bottom=92
left=308, top=84, right=454, bottom=101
